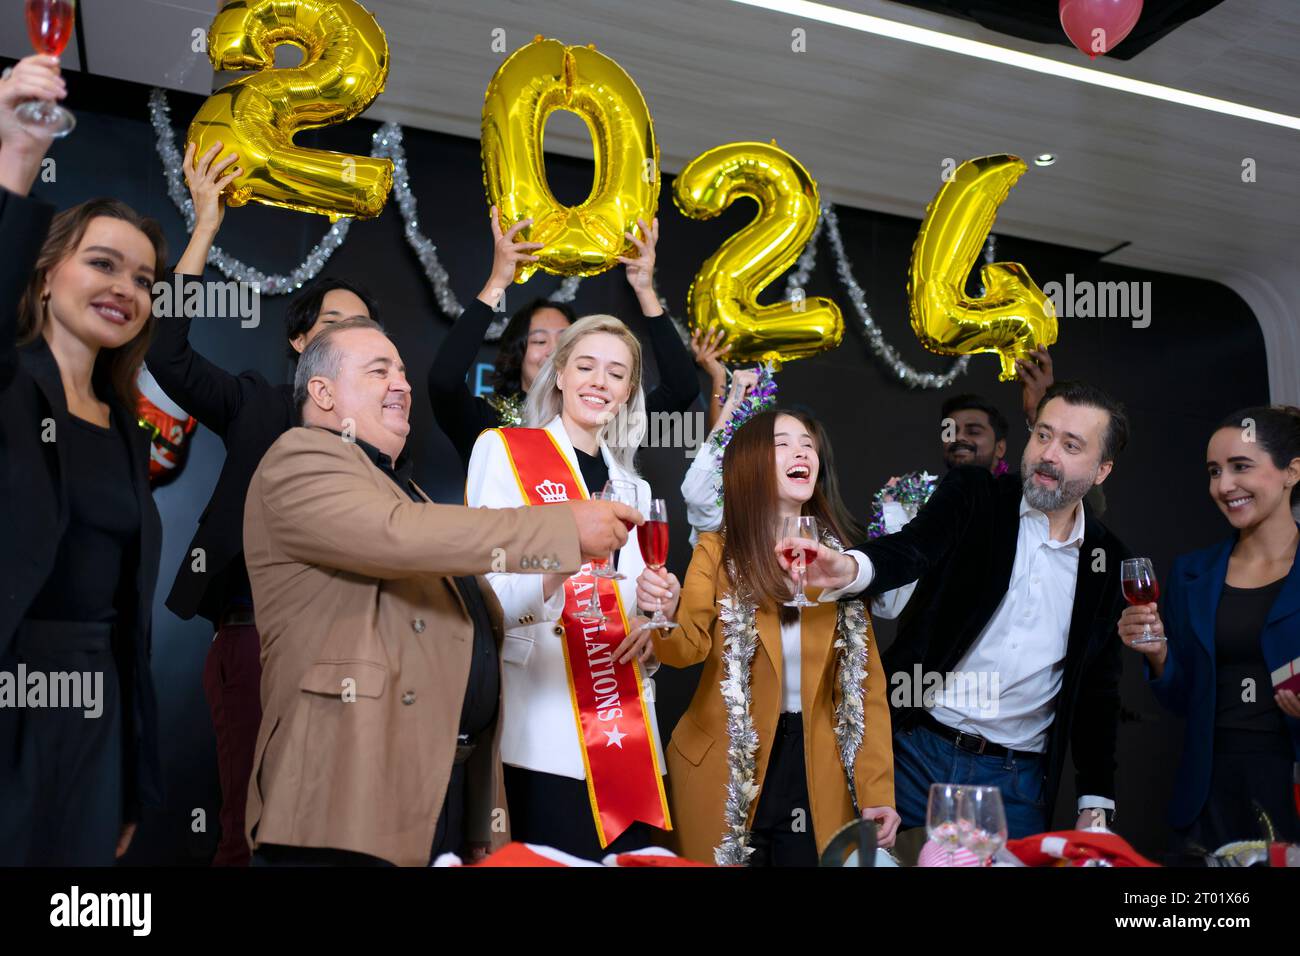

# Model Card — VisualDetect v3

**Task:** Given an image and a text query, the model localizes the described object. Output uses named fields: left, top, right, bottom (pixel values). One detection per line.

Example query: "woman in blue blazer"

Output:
left=1120, top=405, right=1300, bottom=852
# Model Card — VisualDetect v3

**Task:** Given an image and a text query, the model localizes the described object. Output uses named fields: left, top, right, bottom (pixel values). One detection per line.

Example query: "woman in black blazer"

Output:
left=1121, top=406, right=1300, bottom=854
left=0, top=55, right=166, bottom=865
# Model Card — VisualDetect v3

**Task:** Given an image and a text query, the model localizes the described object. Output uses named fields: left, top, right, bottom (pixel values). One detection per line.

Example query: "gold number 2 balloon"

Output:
left=674, top=141, right=842, bottom=367
left=481, top=36, right=659, bottom=280
left=908, top=155, right=1056, bottom=381
left=187, top=0, right=393, bottom=221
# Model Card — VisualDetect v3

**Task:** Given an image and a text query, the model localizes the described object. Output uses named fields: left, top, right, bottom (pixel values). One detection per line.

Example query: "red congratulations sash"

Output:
left=493, top=427, right=671, bottom=846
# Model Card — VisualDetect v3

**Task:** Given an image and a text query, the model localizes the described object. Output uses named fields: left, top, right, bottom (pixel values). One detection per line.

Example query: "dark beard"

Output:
left=1021, top=458, right=1095, bottom=512
left=944, top=442, right=994, bottom=472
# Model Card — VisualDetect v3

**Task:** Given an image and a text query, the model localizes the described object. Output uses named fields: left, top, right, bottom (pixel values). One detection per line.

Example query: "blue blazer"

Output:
left=1149, top=526, right=1300, bottom=828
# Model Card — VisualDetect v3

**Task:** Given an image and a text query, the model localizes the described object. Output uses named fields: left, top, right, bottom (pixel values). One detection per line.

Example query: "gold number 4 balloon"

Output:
left=674, top=141, right=842, bottom=367
left=481, top=36, right=659, bottom=280
left=187, top=0, right=394, bottom=221
left=908, top=155, right=1057, bottom=381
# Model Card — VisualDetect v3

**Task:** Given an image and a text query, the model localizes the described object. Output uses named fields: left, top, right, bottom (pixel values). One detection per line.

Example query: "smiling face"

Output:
left=555, top=331, right=633, bottom=429
left=1021, top=397, right=1112, bottom=513
left=943, top=408, right=1006, bottom=472
left=1207, top=426, right=1299, bottom=530
left=42, top=216, right=157, bottom=354
left=290, top=288, right=372, bottom=355
left=521, top=307, right=571, bottom=392
left=304, top=327, right=411, bottom=460
left=773, top=413, right=819, bottom=511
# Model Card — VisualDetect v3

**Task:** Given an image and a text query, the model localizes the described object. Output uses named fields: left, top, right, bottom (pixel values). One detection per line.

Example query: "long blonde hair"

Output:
left=523, top=314, right=646, bottom=474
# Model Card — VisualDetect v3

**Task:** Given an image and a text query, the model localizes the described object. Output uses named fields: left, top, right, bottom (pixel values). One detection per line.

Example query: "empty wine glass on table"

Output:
left=593, top=479, right=638, bottom=580
left=926, top=783, right=964, bottom=866
left=780, top=515, right=819, bottom=609
left=18, top=0, right=77, bottom=137
left=637, top=496, right=677, bottom=632
left=1121, top=557, right=1163, bottom=644
left=956, top=785, right=1008, bottom=867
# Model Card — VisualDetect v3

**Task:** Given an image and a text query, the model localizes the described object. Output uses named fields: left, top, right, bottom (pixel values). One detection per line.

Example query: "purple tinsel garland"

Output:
left=866, top=470, right=938, bottom=539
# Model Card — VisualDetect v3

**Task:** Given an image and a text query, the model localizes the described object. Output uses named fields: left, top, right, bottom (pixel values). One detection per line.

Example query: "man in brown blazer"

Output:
left=242, top=317, right=638, bottom=866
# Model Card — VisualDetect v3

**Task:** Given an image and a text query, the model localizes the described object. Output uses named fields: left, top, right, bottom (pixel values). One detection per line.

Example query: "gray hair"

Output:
left=293, top=316, right=387, bottom=413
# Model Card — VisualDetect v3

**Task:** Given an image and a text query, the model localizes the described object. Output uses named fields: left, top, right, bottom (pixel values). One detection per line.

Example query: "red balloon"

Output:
left=1059, top=0, right=1143, bottom=58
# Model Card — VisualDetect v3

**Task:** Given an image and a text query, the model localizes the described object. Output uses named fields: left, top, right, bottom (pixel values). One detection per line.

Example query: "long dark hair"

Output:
left=1216, top=405, right=1300, bottom=506
left=18, top=198, right=168, bottom=410
left=490, top=297, right=577, bottom=395
left=721, top=407, right=860, bottom=618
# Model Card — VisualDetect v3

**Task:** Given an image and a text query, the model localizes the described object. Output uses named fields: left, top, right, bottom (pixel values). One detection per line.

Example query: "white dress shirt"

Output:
left=781, top=613, right=803, bottom=714
left=822, top=495, right=1113, bottom=813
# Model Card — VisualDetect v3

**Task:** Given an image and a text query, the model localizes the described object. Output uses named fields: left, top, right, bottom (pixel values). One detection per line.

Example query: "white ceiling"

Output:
left=5, top=0, right=1298, bottom=399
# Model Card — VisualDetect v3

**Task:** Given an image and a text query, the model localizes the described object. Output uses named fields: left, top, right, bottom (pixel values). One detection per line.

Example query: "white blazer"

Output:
left=466, top=414, right=666, bottom=780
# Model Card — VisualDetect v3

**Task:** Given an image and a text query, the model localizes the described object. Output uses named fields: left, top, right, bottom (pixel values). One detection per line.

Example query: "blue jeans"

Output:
left=893, top=724, right=1049, bottom=839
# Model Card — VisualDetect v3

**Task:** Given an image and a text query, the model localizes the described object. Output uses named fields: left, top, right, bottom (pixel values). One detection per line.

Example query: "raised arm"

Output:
left=144, top=140, right=250, bottom=436
left=429, top=206, right=541, bottom=464
left=0, top=56, right=59, bottom=393
left=620, top=216, right=699, bottom=415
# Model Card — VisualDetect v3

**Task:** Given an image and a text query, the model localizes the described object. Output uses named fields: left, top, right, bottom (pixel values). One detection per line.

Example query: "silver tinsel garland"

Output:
left=715, top=587, right=762, bottom=867
left=784, top=203, right=991, bottom=388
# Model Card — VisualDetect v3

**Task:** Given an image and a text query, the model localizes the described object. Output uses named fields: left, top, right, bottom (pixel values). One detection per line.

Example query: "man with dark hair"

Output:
left=940, top=393, right=1010, bottom=472
left=787, top=380, right=1132, bottom=839
left=243, top=319, right=636, bottom=865
left=145, top=273, right=378, bottom=866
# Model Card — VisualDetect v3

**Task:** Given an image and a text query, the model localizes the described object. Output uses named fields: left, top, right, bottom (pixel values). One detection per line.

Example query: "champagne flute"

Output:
left=17, top=0, right=77, bottom=137
left=637, top=496, right=677, bottom=632
left=781, top=515, right=819, bottom=608
left=956, top=786, right=1008, bottom=867
left=926, top=783, right=964, bottom=865
left=593, top=479, right=637, bottom=580
left=1121, top=557, right=1163, bottom=644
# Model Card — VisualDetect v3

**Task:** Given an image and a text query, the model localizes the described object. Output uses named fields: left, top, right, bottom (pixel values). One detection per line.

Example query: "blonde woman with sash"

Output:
left=466, top=314, right=671, bottom=859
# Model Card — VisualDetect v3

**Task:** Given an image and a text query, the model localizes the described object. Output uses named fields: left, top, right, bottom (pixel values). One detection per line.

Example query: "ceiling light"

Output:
left=1034, top=154, right=1056, bottom=166
left=728, top=0, right=1300, bottom=131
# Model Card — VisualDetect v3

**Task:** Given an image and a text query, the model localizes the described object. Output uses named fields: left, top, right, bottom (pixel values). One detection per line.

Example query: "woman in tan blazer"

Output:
left=638, top=407, right=897, bottom=865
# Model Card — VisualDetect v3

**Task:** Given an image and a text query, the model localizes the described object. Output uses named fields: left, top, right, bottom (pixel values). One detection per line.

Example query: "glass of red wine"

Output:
left=781, top=515, right=820, bottom=609
left=17, top=0, right=77, bottom=138
left=1121, top=557, right=1163, bottom=644
left=637, top=497, right=677, bottom=632
left=592, top=479, right=637, bottom=580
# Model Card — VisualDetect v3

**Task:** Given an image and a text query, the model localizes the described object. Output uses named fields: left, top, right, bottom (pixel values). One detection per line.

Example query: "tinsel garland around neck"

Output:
left=714, top=532, right=869, bottom=866
left=710, top=363, right=779, bottom=508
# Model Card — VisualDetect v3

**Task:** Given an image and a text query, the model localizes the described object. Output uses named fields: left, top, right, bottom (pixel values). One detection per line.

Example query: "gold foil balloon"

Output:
left=481, top=36, right=659, bottom=280
left=908, top=155, right=1056, bottom=381
left=187, top=0, right=393, bottom=221
left=674, top=141, right=842, bottom=367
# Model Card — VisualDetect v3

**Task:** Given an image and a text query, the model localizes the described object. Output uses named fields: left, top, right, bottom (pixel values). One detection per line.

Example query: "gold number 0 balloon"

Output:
left=673, top=142, right=842, bottom=367
left=481, top=36, right=659, bottom=280
left=187, top=0, right=393, bottom=221
left=908, top=155, right=1057, bottom=381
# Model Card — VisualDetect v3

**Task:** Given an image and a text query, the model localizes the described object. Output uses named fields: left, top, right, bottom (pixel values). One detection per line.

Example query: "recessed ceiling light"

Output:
left=1034, top=154, right=1056, bottom=166
left=728, top=0, right=1300, bottom=131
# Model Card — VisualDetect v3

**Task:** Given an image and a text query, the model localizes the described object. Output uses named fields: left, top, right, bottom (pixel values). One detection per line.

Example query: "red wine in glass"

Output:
left=1122, top=578, right=1159, bottom=606
left=782, top=545, right=819, bottom=568
left=639, top=499, right=677, bottom=631
left=638, top=520, right=669, bottom=569
left=1120, top=557, right=1162, bottom=644
left=18, top=0, right=77, bottom=137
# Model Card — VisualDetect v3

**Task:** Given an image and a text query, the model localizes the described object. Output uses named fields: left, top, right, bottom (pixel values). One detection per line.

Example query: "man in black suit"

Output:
left=788, top=381, right=1130, bottom=838
left=146, top=272, right=376, bottom=865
